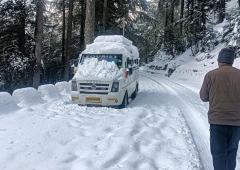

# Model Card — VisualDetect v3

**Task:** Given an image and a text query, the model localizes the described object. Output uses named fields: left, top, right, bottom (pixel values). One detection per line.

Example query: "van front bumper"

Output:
left=71, top=91, right=125, bottom=106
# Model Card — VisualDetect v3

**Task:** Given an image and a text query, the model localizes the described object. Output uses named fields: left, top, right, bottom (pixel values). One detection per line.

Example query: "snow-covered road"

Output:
left=0, top=73, right=239, bottom=170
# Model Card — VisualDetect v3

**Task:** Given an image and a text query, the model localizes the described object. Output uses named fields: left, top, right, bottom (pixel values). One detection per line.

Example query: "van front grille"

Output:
left=79, top=82, right=110, bottom=95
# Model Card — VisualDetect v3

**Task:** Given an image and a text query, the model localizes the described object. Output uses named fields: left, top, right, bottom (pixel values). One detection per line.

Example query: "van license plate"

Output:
left=86, top=97, right=101, bottom=103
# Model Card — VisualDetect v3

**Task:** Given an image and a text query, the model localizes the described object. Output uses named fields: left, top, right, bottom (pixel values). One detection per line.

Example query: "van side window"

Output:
left=127, top=59, right=132, bottom=68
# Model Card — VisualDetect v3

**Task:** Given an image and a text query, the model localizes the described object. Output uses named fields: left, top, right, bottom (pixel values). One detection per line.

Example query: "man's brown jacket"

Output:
left=200, top=65, right=240, bottom=126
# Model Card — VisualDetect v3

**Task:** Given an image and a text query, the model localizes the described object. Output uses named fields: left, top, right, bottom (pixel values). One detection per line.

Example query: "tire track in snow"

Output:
left=130, top=76, right=202, bottom=170
left=141, top=73, right=213, bottom=170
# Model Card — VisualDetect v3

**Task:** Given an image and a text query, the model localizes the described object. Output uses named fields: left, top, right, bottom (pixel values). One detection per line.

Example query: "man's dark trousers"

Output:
left=210, top=124, right=240, bottom=170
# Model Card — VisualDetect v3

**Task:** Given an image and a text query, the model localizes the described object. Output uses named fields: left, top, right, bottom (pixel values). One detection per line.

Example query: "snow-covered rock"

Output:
left=38, top=84, right=61, bottom=101
left=73, top=58, right=123, bottom=81
left=12, top=87, right=44, bottom=107
left=0, top=92, right=19, bottom=114
left=195, top=53, right=214, bottom=62
left=55, top=81, right=71, bottom=95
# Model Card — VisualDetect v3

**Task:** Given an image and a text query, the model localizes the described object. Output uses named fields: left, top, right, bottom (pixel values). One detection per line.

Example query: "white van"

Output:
left=71, top=35, right=140, bottom=108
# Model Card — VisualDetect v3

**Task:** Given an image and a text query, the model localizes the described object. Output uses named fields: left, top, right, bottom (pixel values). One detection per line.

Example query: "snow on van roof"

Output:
left=82, top=42, right=132, bottom=58
left=94, top=35, right=133, bottom=46
left=132, top=45, right=139, bottom=59
left=82, top=35, right=140, bottom=59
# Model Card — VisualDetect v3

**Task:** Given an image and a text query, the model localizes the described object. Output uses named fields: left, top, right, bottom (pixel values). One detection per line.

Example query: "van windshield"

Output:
left=80, top=54, right=123, bottom=68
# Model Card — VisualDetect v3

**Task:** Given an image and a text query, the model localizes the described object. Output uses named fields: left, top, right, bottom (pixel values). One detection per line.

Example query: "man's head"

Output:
left=218, top=48, right=235, bottom=66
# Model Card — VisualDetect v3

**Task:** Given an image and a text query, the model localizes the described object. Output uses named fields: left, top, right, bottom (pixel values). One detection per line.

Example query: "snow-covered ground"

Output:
left=1, top=71, right=240, bottom=170
left=1, top=1, right=240, bottom=168
left=0, top=74, right=206, bottom=170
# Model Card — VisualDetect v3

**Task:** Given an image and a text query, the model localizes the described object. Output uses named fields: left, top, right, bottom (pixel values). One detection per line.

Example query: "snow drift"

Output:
left=0, top=92, right=19, bottom=114
left=12, top=87, right=44, bottom=107
left=38, top=84, right=62, bottom=101
left=55, top=81, right=71, bottom=95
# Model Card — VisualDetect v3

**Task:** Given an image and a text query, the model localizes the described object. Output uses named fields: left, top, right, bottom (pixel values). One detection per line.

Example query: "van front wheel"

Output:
left=131, top=84, right=138, bottom=100
left=118, top=92, right=128, bottom=109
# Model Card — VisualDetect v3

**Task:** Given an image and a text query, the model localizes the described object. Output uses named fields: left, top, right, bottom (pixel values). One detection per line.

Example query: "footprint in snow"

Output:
left=68, top=121, right=80, bottom=128
left=61, top=153, right=78, bottom=164
left=103, top=127, right=113, bottom=133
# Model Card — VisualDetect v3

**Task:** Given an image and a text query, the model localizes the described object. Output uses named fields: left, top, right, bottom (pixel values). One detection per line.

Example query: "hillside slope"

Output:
left=145, top=0, right=240, bottom=85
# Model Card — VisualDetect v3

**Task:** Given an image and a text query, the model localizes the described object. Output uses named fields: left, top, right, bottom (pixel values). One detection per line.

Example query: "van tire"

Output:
left=118, top=92, right=128, bottom=109
left=131, top=84, right=138, bottom=100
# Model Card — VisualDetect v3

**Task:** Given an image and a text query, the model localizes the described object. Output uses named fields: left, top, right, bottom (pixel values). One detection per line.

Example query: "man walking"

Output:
left=200, top=48, right=240, bottom=170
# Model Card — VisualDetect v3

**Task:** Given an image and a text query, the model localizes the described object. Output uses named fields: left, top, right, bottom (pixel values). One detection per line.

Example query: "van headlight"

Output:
left=71, top=79, right=78, bottom=91
left=111, top=82, right=119, bottom=92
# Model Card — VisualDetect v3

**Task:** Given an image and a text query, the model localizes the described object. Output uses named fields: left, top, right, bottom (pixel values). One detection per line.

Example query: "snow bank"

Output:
left=12, top=87, right=44, bottom=107
left=74, top=58, right=123, bottom=80
left=38, top=84, right=62, bottom=101
left=194, top=52, right=214, bottom=62
left=170, top=44, right=226, bottom=83
left=0, top=92, right=19, bottom=114
left=94, top=35, right=132, bottom=46
left=55, top=81, right=71, bottom=95
left=145, top=51, right=174, bottom=72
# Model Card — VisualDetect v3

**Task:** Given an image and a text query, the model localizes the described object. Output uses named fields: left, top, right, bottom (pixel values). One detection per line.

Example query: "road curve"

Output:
left=140, top=73, right=213, bottom=170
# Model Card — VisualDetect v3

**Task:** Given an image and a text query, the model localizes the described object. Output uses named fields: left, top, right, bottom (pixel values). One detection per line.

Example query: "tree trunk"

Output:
left=102, top=0, right=108, bottom=31
left=200, top=2, right=206, bottom=31
left=65, top=0, right=74, bottom=80
left=190, top=0, right=194, bottom=16
left=238, top=0, right=240, bottom=8
left=80, top=0, right=86, bottom=49
left=164, top=3, right=169, bottom=28
left=170, top=0, right=175, bottom=24
left=18, top=1, right=26, bottom=55
left=186, top=0, right=190, bottom=17
left=185, top=0, right=191, bottom=34
left=157, top=0, right=166, bottom=23
left=180, top=0, right=184, bottom=34
left=217, top=0, right=225, bottom=23
left=62, top=0, right=66, bottom=65
left=33, top=0, right=44, bottom=88
left=84, top=0, right=95, bottom=46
